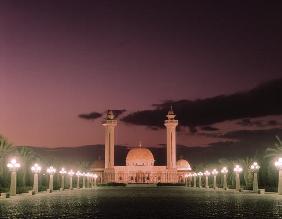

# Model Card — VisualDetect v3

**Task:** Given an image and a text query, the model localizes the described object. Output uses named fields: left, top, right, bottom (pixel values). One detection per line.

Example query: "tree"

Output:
left=239, top=157, right=254, bottom=189
left=17, top=146, right=34, bottom=187
left=0, top=135, right=14, bottom=175
left=265, top=136, right=282, bottom=160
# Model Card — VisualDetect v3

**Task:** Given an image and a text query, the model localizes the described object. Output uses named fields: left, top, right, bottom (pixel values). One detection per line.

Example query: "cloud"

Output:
left=78, top=112, right=102, bottom=120
left=79, top=109, right=126, bottom=121
left=108, top=109, right=127, bottom=118
left=122, top=78, right=282, bottom=130
left=200, top=126, right=219, bottom=131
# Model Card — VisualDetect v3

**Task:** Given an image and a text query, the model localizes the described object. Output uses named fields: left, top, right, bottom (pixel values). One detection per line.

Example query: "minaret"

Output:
left=164, top=106, right=178, bottom=169
left=103, top=110, right=117, bottom=169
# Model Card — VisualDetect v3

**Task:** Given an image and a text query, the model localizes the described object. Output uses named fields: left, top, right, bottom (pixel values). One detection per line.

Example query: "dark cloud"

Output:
left=108, top=109, right=127, bottom=118
left=201, top=126, right=219, bottom=131
left=122, top=78, right=282, bottom=129
left=78, top=112, right=102, bottom=120
left=237, top=118, right=263, bottom=127
left=79, top=109, right=126, bottom=121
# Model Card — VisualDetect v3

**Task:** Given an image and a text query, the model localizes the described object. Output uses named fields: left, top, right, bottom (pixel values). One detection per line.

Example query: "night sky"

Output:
left=1, top=1, right=282, bottom=148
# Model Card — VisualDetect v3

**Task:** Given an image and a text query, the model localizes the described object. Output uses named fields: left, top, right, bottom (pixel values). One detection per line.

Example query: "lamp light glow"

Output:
left=234, top=165, right=243, bottom=173
left=59, top=168, right=67, bottom=174
left=7, top=159, right=20, bottom=171
left=250, top=162, right=260, bottom=171
left=212, top=169, right=218, bottom=175
left=47, top=166, right=56, bottom=174
left=221, top=167, right=228, bottom=174
left=31, top=163, right=42, bottom=173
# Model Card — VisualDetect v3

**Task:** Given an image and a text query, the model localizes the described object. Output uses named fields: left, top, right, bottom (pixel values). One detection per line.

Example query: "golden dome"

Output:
left=126, top=147, right=155, bottom=166
left=176, top=159, right=192, bottom=171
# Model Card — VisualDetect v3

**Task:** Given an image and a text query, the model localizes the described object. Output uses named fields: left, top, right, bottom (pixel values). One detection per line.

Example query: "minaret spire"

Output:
left=164, top=107, right=178, bottom=169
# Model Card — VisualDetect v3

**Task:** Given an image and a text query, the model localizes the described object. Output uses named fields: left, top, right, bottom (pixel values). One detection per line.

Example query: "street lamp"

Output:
left=86, top=172, right=91, bottom=188
left=47, top=166, right=56, bottom=192
left=221, top=167, right=228, bottom=190
left=68, top=169, right=74, bottom=190
left=184, top=174, right=188, bottom=187
left=211, top=169, right=218, bottom=189
left=93, top=174, right=98, bottom=188
left=197, top=172, right=203, bottom=188
left=234, top=165, right=243, bottom=191
left=250, top=162, right=260, bottom=193
left=76, top=171, right=81, bottom=189
left=187, top=173, right=192, bottom=187
left=31, top=163, right=41, bottom=193
left=193, top=173, right=197, bottom=188
left=59, top=168, right=67, bottom=191
left=275, top=158, right=282, bottom=195
left=204, top=170, right=210, bottom=188
left=82, top=172, right=86, bottom=189
left=7, top=159, right=20, bottom=196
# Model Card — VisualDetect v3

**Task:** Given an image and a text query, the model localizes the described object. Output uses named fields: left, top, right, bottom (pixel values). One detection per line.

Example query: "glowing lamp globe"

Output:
left=93, top=174, right=98, bottom=179
left=234, top=165, right=243, bottom=173
left=204, top=170, right=210, bottom=176
left=59, top=168, right=67, bottom=174
left=184, top=174, right=188, bottom=178
left=221, top=167, right=228, bottom=174
left=275, top=158, right=282, bottom=170
left=212, top=169, right=218, bottom=175
left=197, top=172, right=203, bottom=176
left=250, top=162, right=260, bottom=171
left=47, top=166, right=56, bottom=174
left=68, top=169, right=75, bottom=176
left=76, top=171, right=81, bottom=176
left=7, top=159, right=20, bottom=171
left=31, top=163, right=42, bottom=174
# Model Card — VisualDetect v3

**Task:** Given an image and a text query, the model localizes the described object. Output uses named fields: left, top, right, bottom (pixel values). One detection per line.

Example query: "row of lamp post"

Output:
left=6, top=159, right=98, bottom=196
left=184, top=162, right=261, bottom=192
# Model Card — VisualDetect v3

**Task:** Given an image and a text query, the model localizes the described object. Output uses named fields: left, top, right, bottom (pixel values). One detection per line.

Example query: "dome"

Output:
left=126, top=147, right=155, bottom=166
left=176, top=159, right=192, bottom=171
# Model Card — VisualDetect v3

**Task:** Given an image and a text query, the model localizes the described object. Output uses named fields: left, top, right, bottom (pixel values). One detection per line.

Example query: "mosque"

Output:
left=91, top=109, right=192, bottom=184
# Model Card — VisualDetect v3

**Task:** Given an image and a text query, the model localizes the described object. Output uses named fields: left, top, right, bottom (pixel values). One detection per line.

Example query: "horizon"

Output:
left=1, top=1, right=282, bottom=149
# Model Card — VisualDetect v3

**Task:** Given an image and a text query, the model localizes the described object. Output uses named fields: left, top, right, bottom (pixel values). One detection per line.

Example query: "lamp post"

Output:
left=47, top=166, right=56, bottom=192
left=212, top=169, right=218, bottom=189
left=82, top=172, right=86, bottom=189
left=204, top=170, right=210, bottom=188
left=275, top=158, right=282, bottom=195
left=198, top=172, right=203, bottom=188
left=188, top=173, right=192, bottom=187
left=86, top=172, right=90, bottom=188
left=31, top=163, right=41, bottom=193
left=234, top=165, right=243, bottom=191
left=76, top=171, right=81, bottom=189
left=93, top=174, right=98, bottom=188
left=59, top=168, right=67, bottom=191
left=250, top=162, right=260, bottom=193
left=221, top=167, right=228, bottom=190
left=184, top=174, right=188, bottom=187
left=193, top=173, right=197, bottom=188
left=7, top=159, right=20, bottom=196
left=68, top=170, right=74, bottom=190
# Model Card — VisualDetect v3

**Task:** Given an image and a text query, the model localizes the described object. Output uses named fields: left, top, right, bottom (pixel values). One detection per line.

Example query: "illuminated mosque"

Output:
left=92, top=109, right=192, bottom=184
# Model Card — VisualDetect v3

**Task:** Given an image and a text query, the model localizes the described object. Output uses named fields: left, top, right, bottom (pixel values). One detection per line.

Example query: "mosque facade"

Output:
left=92, top=109, right=192, bottom=184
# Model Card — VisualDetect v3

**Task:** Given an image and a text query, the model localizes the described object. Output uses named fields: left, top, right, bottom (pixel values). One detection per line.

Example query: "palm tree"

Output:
left=17, top=146, right=34, bottom=187
left=78, top=161, right=90, bottom=171
left=0, top=135, right=14, bottom=175
left=265, top=136, right=282, bottom=159
left=239, top=157, right=254, bottom=188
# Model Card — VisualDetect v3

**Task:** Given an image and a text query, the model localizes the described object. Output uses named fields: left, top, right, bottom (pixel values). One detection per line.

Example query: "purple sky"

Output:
left=1, top=1, right=282, bottom=147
